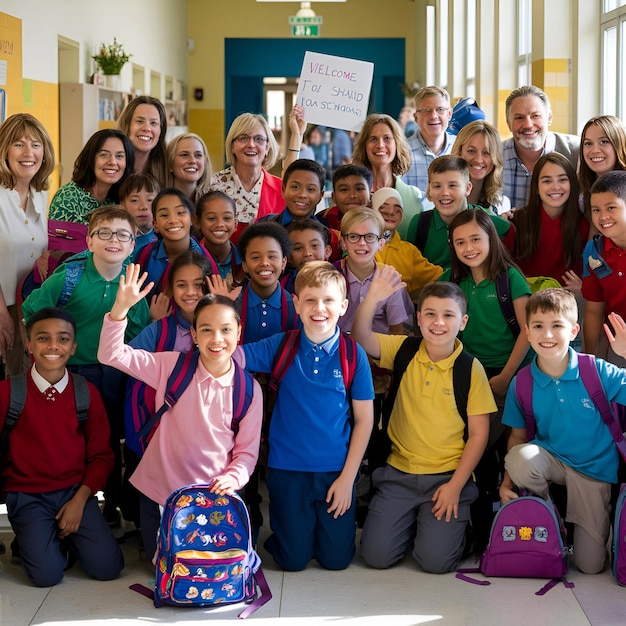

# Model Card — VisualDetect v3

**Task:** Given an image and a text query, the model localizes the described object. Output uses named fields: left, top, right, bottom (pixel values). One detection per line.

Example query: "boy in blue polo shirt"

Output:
left=238, top=261, right=374, bottom=570
left=500, top=288, right=626, bottom=574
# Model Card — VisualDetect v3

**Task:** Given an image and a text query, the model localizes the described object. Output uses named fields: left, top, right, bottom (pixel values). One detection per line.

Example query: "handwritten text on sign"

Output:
left=296, top=51, right=374, bottom=132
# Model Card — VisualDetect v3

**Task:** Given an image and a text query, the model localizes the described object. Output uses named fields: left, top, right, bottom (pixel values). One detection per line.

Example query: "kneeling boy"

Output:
left=238, top=261, right=374, bottom=570
left=500, top=288, right=626, bottom=574
left=0, top=308, right=123, bottom=586
left=352, top=270, right=495, bottom=573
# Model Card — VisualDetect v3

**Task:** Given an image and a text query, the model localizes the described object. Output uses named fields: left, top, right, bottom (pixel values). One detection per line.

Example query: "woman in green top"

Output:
left=49, top=129, right=134, bottom=224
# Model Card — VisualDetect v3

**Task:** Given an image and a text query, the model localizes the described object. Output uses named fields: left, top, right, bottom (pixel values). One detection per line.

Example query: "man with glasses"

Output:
left=502, top=85, right=579, bottom=209
left=402, top=86, right=456, bottom=196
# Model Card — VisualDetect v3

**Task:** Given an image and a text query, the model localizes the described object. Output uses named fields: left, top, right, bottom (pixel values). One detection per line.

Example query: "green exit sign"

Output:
left=289, top=14, right=322, bottom=37
left=292, top=24, right=320, bottom=37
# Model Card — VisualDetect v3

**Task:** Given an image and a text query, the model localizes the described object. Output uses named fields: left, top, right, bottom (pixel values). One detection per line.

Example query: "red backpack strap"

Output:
left=268, top=330, right=300, bottom=393
left=338, top=333, right=358, bottom=393
left=238, top=285, right=249, bottom=344
left=578, top=353, right=626, bottom=462
left=514, top=365, right=536, bottom=442
left=231, top=361, right=255, bottom=436
left=280, top=285, right=288, bottom=331
left=155, top=315, right=178, bottom=352
left=137, top=350, right=200, bottom=443
left=135, top=240, right=156, bottom=271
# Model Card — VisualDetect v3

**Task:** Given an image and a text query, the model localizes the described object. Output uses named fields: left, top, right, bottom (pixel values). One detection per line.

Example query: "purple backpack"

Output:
left=613, top=483, right=626, bottom=586
left=457, top=495, right=573, bottom=595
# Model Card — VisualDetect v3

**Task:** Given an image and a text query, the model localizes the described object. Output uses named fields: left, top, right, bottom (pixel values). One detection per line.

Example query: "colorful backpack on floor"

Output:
left=457, top=494, right=573, bottom=595
left=132, top=487, right=271, bottom=618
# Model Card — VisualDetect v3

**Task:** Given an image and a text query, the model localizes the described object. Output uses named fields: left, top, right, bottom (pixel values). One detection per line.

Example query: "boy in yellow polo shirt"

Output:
left=351, top=267, right=496, bottom=573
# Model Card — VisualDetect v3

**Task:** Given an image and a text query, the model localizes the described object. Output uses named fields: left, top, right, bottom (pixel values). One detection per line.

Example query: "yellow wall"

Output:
left=532, top=58, right=570, bottom=134
left=188, top=0, right=419, bottom=169
left=1, top=12, right=59, bottom=194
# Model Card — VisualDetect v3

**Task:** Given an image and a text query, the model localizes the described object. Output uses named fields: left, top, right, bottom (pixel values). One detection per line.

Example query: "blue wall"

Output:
left=224, top=38, right=406, bottom=131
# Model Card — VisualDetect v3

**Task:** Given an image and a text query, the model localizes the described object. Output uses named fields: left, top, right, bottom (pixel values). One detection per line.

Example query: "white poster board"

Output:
left=295, top=51, right=374, bottom=132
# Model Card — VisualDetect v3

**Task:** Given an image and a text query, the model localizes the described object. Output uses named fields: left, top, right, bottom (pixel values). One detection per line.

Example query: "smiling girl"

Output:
left=512, top=152, right=589, bottom=291
left=578, top=115, right=626, bottom=219
left=98, top=263, right=263, bottom=560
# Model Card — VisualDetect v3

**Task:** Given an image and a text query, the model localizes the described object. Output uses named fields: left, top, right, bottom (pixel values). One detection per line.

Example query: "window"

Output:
left=601, top=4, right=626, bottom=116
left=517, top=0, right=532, bottom=86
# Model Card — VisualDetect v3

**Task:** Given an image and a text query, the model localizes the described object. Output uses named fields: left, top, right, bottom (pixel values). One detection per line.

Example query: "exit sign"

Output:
left=292, top=24, right=319, bottom=37
left=289, top=15, right=323, bottom=38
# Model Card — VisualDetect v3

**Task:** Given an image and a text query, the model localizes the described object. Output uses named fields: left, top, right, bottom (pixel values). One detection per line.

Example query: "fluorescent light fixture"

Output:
left=256, top=1, right=345, bottom=3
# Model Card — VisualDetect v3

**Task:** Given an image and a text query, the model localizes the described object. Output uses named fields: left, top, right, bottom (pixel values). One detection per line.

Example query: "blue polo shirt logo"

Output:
left=333, top=369, right=342, bottom=379
left=581, top=398, right=594, bottom=410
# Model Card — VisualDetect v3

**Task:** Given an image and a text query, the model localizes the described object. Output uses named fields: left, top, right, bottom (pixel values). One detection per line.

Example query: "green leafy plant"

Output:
left=92, top=38, right=131, bottom=75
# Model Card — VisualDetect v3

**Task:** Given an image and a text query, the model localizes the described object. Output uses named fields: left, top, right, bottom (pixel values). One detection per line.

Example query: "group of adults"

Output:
left=0, top=83, right=621, bottom=379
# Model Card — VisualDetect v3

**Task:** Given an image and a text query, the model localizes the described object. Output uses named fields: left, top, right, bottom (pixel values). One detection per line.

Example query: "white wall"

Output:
left=1, top=0, right=188, bottom=91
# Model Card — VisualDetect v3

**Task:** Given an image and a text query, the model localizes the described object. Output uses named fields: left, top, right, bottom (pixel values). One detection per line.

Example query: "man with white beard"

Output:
left=502, top=85, right=579, bottom=209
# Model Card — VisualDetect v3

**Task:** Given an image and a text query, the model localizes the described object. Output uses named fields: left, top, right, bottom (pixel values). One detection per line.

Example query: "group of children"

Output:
left=4, top=148, right=626, bottom=590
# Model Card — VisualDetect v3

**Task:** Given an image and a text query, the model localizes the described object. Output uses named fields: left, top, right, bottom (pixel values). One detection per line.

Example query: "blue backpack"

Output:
left=133, top=487, right=271, bottom=617
left=448, top=97, right=486, bottom=135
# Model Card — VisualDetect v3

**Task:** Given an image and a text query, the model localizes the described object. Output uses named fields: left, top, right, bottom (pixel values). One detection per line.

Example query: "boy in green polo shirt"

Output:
left=407, top=155, right=515, bottom=269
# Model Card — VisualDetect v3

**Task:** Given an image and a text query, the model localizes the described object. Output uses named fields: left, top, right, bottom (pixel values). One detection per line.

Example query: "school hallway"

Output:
left=1, top=490, right=625, bottom=626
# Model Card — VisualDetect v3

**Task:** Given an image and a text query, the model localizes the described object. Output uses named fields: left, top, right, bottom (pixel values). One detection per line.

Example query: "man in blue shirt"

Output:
left=502, top=85, right=579, bottom=209
left=402, top=86, right=456, bottom=197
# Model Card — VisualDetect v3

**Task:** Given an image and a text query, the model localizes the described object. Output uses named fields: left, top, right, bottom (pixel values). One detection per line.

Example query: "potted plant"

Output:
left=93, top=38, right=131, bottom=88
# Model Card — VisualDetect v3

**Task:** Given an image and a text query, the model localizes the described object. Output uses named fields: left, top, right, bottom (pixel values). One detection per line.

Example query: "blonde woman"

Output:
left=210, top=113, right=282, bottom=241
left=167, top=132, right=212, bottom=204
left=452, top=120, right=510, bottom=214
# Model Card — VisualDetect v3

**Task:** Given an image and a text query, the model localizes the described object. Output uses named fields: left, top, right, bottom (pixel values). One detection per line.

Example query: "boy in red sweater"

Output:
left=0, top=307, right=123, bottom=587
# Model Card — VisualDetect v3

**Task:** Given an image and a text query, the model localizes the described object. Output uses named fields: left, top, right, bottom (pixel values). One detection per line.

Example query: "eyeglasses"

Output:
left=235, top=135, right=269, bottom=146
left=90, top=228, right=134, bottom=243
left=344, top=232, right=380, bottom=244
left=416, top=107, right=450, bottom=115
left=415, top=107, right=450, bottom=115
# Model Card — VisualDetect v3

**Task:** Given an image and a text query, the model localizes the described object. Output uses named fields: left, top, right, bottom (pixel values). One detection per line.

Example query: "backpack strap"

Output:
left=495, top=273, right=520, bottom=338
left=1, top=372, right=90, bottom=458
left=452, top=349, right=474, bottom=442
left=514, top=365, right=536, bottom=441
left=381, top=337, right=421, bottom=434
left=382, top=337, right=472, bottom=440
left=69, top=373, right=90, bottom=424
left=577, top=354, right=626, bottom=462
left=58, top=261, right=86, bottom=307
left=268, top=330, right=301, bottom=393
left=414, top=210, right=434, bottom=252
left=134, top=240, right=156, bottom=271
left=338, top=333, right=358, bottom=392
left=137, top=350, right=200, bottom=443
left=587, top=234, right=612, bottom=279
left=0, top=374, right=28, bottom=458
left=155, top=315, right=179, bottom=352
left=231, top=361, right=255, bottom=436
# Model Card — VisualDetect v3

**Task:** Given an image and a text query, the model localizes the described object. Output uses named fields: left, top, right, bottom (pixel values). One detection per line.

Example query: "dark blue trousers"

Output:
left=6, top=486, right=124, bottom=586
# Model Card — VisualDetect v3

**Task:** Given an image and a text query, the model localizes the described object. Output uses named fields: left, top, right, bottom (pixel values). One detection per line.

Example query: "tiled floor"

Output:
left=1, top=504, right=626, bottom=625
